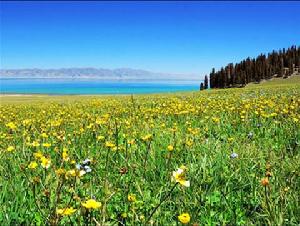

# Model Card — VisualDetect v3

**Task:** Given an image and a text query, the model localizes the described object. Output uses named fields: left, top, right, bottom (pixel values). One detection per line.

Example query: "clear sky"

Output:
left=1, top=1, right=300, bottom=76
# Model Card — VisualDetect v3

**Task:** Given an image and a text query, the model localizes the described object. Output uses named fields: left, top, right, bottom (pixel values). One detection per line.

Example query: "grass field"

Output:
left=0, top=76, right=299, bottom=225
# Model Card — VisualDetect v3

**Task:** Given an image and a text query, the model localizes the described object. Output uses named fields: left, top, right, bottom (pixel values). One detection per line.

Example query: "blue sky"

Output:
left=1, top=1, right=300, bottom=76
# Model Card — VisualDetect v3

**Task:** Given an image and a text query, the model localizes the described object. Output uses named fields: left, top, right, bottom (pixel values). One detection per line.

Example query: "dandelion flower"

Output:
left=55, top=168, right=66, bottom=176
left=97, top=135, right=105, bottom=140
left=6, top=122, right=16, bottom=130
left=141, top=134, right=152, bottom=141
left=65, top=169, right=79, bottom=178
left=28, top=161, right=38, bottom=169
left=32, top=141, right=40, bottom=147
left=41, top=133, right=48, bottom=138
left=186, top=139, right=193, bottom=147
left=105, top=141, right=115, bottom=148
left=127, top=194, right=136, bottom=202
left=62, top=150, right=69, bottom=162
left=56, top=207, right=76, bottom=216
left=40, top=156, right=51, bottom=169
left=167, top=145, right=174, bottom=151
left=178, top=213, right=191, bottom=224
left=42, top=143, right=51, bottom=148
left=34, top=151, right=43, bottom=159
left=7, top=146, right=14, bottom=152
left=81, top=199, right=102, bottom=209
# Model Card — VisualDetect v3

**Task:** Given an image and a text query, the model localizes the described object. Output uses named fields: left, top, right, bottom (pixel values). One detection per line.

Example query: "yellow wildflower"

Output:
left=34, top=151, right=43, bottom=159
left=178, top=213, right=191, bottom=224
left=55, top=168, right=66, bottom=176
left=65, top=169, right=85, bottom=179
left=127, top=194, right=136, bottom=202
left=62, top=149, right=69, bottom=162
left=105, top=141, right=115, bottom=148
left=270, top=112, right=277, bottom=117
left=228, top=137, right=234, bottom=142
left=42, top=143, right=51, bottom=148
left=56, top=207, right=76, bottom=216
left=97, top=135, right=105, bottom=140
left=212, top=117, right=220, bottom=123
left=6, top=122, right=16, bottom=130
left=65, top=169, right=77, bottom=178
left=32, top=141, right=40, bottom=147
left=167, top=145, right=174, bottom=151
left=128, top=139, right=135, bottom=145
left=7, top=146, right=14, bottom=152
left=141, top=134, right=152, bottom=141
left=81, top=199, right=102, bottom=209
left=28, top=161, right=38, bottom=169
left=186, top=139, right=193, bottom=147
left=86, top=123, right=93, bottom=129
left=41, top=133, right=48, bottom=138
left=40, top=156, right=51, bottom=169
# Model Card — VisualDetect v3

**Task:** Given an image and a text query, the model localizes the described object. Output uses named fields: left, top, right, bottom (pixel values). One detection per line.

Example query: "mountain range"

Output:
left=0, top=68, right=199, bottom=80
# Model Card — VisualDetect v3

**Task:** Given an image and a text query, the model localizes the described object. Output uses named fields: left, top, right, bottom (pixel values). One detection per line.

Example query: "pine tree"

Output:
left=200, top=83, right=204, bottom=91
left=204, top=75, right=208, bottom=89
left=206, top=45, right=300, bottom=89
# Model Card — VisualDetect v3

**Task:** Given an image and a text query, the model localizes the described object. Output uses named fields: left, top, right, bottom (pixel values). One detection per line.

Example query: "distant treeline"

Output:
left=200, top=45, right=300, bottom=90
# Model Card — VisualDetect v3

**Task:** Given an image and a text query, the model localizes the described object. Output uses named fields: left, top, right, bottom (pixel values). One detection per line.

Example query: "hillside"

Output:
left=246, top=73, right=300, bottom=88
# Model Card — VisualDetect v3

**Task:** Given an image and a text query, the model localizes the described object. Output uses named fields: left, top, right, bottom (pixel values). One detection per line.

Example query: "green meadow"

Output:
left=0, top=77, right=299, bottom=225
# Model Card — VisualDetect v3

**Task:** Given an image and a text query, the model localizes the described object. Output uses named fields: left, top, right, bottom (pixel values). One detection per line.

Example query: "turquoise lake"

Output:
left=0, top=79, right=201, bottom=95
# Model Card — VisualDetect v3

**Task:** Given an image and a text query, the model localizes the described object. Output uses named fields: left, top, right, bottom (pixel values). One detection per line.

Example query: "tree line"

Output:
left=200, top=45, right=300, bottom=90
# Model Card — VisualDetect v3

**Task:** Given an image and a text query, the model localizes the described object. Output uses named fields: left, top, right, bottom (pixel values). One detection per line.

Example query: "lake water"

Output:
left=0, top=78, right=201, bottom=95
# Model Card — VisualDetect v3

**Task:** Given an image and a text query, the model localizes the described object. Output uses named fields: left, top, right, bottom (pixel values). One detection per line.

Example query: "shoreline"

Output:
left=0, top=94, right=36, bottom=96
left=0, top=89, right=198, bottom=97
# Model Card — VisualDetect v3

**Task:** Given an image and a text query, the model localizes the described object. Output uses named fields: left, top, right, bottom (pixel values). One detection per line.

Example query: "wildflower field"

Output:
left=0, top=78, right=300, bottom=225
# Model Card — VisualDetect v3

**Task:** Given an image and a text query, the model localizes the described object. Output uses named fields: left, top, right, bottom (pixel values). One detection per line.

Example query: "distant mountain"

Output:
left=0, top=68, right=199, bottom=80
